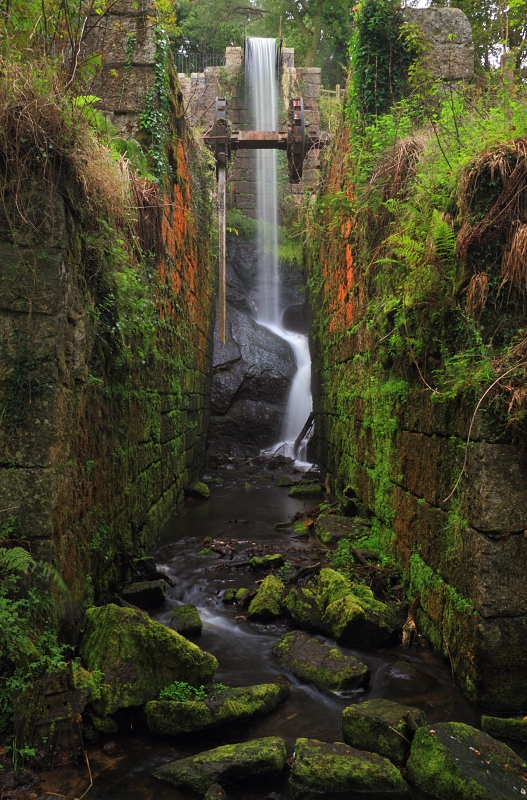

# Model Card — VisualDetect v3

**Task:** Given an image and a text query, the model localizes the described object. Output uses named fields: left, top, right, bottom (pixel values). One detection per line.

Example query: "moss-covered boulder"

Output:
left=321, top=594, right=400, bottom=647
left=247, top=575, right=285, bottom=620
left=407, top=722, right=527, bottom=799
left=289, top=738, right=409, bottom=794
left=277, top=476, right=294, bottom=486
left=153, top=737, right=287, bottom=793
left=249, top=553, right=284, bottom=571
left=316, top=515, right=357, bottom=545
left=481, top=715, right=527, bottom=742
left=272, top=631, right=369, bottom=692
left=289, top=483, right=323, bottom=498
left=79, top=604, right=218, bottom=716
left=318, top=568, right=353, bottom=607
left=145, top=682, right=289, bottom=735
left=170, top=604, right=202, bottom=637
left=342, top=699, right=426, bottom=766
left=192, top=482, right=210, bottom=498
left=282, top=588, right=323, bottom=632
left=385, top=660, right=437, bottom=695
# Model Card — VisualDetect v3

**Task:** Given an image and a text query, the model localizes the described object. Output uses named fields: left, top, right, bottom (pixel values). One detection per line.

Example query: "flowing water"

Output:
left=246, top=38, right=313, bottom=465
left=40, top=469, right=482, bottom=800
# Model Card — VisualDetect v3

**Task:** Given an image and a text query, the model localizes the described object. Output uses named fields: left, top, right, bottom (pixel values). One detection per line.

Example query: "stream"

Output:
left=41, top=466, right=482, bottom=800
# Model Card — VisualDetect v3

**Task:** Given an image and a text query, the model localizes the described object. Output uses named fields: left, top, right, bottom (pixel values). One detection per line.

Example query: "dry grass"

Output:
left=0, top=57, right=129, bottom=233
left=501, top=223, right=527, bottom=296
left=465, top=271, right=489, bottom=313
left=371, top=133, right=427, bottom=201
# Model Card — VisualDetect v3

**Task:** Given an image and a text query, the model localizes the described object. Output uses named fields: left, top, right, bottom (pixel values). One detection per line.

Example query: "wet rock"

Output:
left=79, top=604, right=218, bottom=716
left=222, top=589, right=238, bottom=604
left=145, top=682, right=289, bottom=735
left=203, top=784, right=227, bottom=800
left=281, top=302, right=309, bottom=334
left=289, top=738, right=409, bottom=794
left=385, top=660, right=436, bottom=695
left=170, top=604, right=202, bottom=637
left=209, top=309, right=296, bottom=458
left=407, top=721, right=526, bottom=800
left=121, top=579, right=166, bottom=610
left=153, top=736, right=287, bottom=793
left=277, top=476, right=295, bottom=487
left=342, top=699, right=427, bottom=766
left=316, top=515, right=357, bottom=545
left=272, top=631, right=369, bottom=692
left=288, top=484, right=323, bottom=498
left=318, top=571, right=400, bottom=648
left=250, top=554, right=285, bottom=571
left=247, top=575, right=286, bottom=620
left=191, top=482, right=210, bottom=499
left=481, top=715, right=527, bottom=742
left=282, top=588, right=323, bottom=632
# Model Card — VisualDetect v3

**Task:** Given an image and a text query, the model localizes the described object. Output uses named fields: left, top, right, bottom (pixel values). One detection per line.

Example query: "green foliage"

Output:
left=226, top=208, right=257, bottom=238
left=139, top=27, right=171, bottom=182
left=348, top=0, right=418, bottom=121
left=158, top=681, right=228, bottom=702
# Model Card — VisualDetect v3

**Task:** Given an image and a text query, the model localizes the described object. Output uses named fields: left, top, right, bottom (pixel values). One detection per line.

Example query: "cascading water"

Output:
left=245, top=37, right=313, bottom=465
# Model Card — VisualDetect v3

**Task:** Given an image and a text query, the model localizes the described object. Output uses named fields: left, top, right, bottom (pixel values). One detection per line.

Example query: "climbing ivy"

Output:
left=139, top=27, right=171, bottom=181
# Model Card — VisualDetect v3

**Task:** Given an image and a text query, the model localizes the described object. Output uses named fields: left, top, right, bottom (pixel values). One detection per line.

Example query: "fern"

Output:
left=391, top=233, right=425, bottom=271
left=430, top=209, right=456, bottom=265
left=0, top=547, right=36, bottom=575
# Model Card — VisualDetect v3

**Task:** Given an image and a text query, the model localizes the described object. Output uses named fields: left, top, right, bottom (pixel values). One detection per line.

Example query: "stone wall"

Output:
left=0, top=6, right=215, bottom=628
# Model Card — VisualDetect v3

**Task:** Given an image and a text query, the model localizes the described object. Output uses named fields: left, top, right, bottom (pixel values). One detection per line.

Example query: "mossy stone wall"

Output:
left=0, top=77, right=214, bottom=631
left=307, top=127, right=527, bottom=712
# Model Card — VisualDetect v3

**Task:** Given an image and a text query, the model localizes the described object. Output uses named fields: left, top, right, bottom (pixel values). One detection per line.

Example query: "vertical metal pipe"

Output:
left=218, top=164, right=227, bottom=343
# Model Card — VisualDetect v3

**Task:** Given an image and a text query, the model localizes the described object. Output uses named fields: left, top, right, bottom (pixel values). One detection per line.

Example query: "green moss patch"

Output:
left=407, top=722, right=527, bottom=800
left=272, top=630, right=369, bottom=692
left=282, top=587, right=323, bottom=632
left=342, top=698, right=426, bottom=766
left=146, top=681, right=289, bottom=735
left=247, top=575, right=286, bottom=620
left=79, top=604, right=218, bottom=716
left=290, top=738, right=409, bottom=794
left=170, top=604, right=202, bottom=637
left=481, top=715, right=527, bottom=743
left=152, top=736, right=287, bottom=793
left=289, top=483, right=323, bottom=498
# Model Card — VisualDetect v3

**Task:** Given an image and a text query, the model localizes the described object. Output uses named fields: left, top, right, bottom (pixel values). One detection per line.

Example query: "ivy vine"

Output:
left=139, top=26, right=171, bottom=181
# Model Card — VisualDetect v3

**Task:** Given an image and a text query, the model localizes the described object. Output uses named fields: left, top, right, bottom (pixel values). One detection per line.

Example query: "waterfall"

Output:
left=245, top=38, right=313, bottom=466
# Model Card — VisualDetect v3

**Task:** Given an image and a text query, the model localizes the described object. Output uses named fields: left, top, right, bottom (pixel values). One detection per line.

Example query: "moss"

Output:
left=342, top=699, right=426, bottom=766
left=318, top=568, right=353, bottom=608
left=407, top=722, right=527, bottom=800
left=90, top=712, right=118, bottom=733
left=481, top=715, right=527, bottom=743
left=192, top=482, right=210, bottom=499
left=321, top=593, right=400, bottom=647
left=282, top=588, right=323, bottom=632
left=289, top=484, right=323, bottom=498
left=170, top=604, right=202, bottom=636
left=316, top=515, right=357, bottom=545
left=247, top=575, right=286, bottom=620
left=153, top=736, right=287, bottom=792
left=235, top=587, right=249, bottom=601
left=79, top=604, right=218, bottom=715
left=290, top=738, right=409, bottom=794
left=250, top=554, right=284, bottom=571
left=222, top=589, right=237, bottom=603
left=272, top=630, right=369, bottom=692
left=277, top=476, right=294, bottom=487
left=196, top=547, right=214, bottom=556
left=146, top=682, right=289, bottom=735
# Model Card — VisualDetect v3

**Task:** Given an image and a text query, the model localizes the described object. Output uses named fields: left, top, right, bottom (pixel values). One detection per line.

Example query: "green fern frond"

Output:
left=391, top=233, right=425, bottom=271
left=430, top=208, right=456, bottom=264
left=38, top=561, right=67, bottom=592
left=0, top=547, right=36, bottom=575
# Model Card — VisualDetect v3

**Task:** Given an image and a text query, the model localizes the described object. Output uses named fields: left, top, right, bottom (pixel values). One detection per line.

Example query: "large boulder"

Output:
left=247, top=575, right=286, bottom=620
left=121, top=579, right=166, bottom=609
left=318, top=570, right=400, bottom=648
left=145, top=682, right=289, bottom=735
left=342, top=699, right=427, bottom=766
left=209, top=308, right=295, bottom=458
left=272, top=631, right=369, bottom=692
left=79, top=604, right=218, bottom=716
left=289, top=738, right=409, bottom=794
left=407, top=722, right=527, bottom=799
left=153, top=737, right=287, bottom=793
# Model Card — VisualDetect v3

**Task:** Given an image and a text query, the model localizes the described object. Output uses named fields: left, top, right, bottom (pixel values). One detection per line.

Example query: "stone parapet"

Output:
left=404, top=7, right=474, bottom=81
